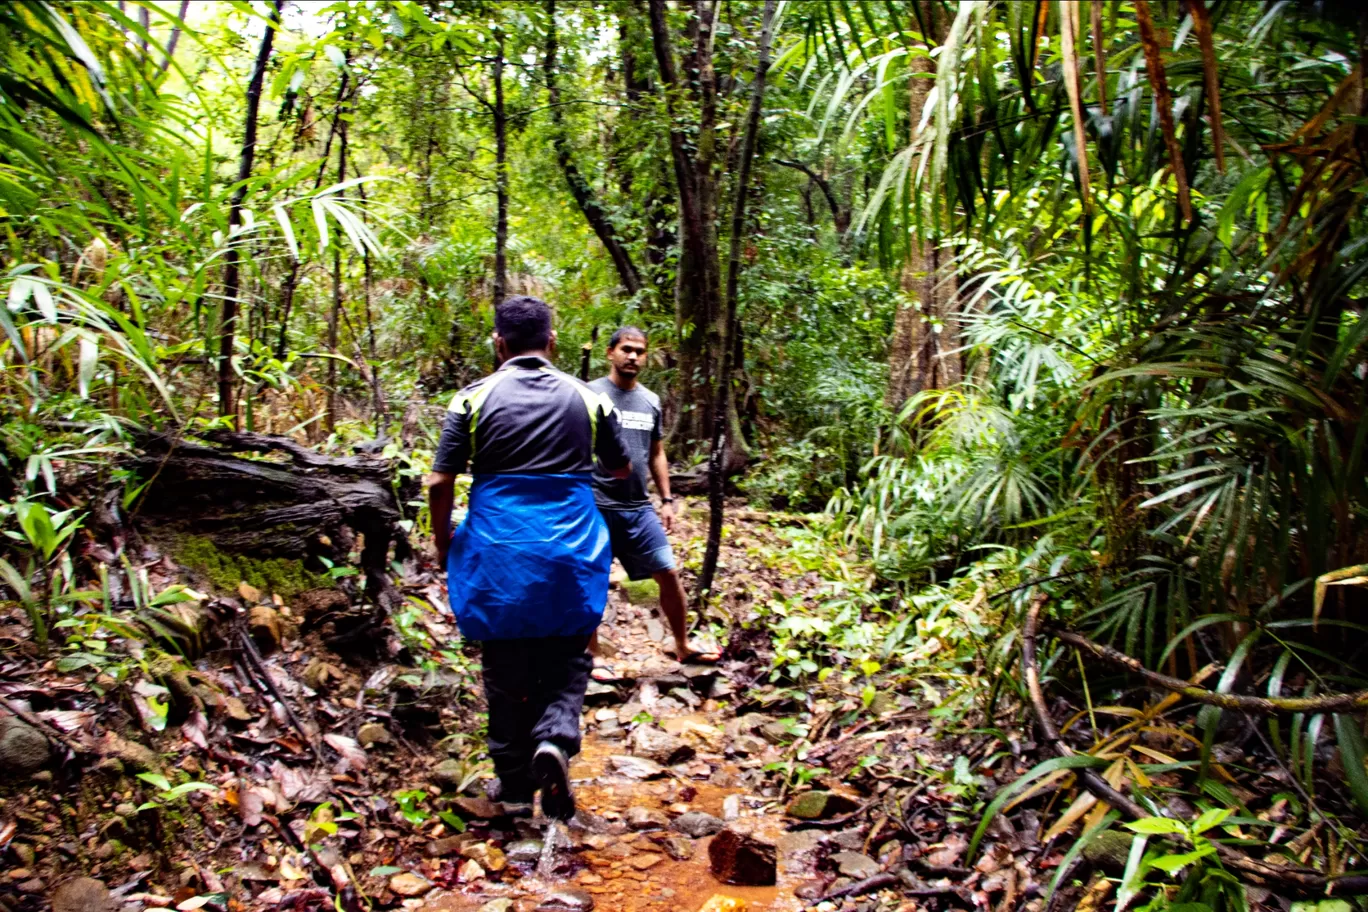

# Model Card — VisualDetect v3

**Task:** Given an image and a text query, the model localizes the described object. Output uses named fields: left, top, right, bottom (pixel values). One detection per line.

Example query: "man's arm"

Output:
left=649, top=439, right=675, bottom=532
left=595, top=399, right=633, bottom=480
left=429, top=397, right=472, bottom=563
left=428, top=472, right=456, bottom=563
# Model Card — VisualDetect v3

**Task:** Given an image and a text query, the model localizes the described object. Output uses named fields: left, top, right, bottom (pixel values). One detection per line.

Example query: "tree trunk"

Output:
left=218, top=0, right=282, bottom=425
left=325, top=103, right=349, bottom=434
left=885, top=4, right=961, bottom=414
left=696, top=0, right=778, bottom=603
left=492, top=28, right=509, bottom=307
left=546, top=1, right=643, bottom=297
left=351, top=151, right=388, bottom=433
left=155, top=0, right=190, bottom=80
left=275, top=70, right=350, bottom=360
left=619, top=8, right=676, bottom=309
left=647, top=0, right=723, bottom=453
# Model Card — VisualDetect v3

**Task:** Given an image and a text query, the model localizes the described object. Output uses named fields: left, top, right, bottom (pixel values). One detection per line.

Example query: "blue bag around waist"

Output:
left=445, top=473, right=609, bottom=640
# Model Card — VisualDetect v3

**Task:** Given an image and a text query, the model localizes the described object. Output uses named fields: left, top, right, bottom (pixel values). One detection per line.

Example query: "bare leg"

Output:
left=654, top=568, right=719, bottom=662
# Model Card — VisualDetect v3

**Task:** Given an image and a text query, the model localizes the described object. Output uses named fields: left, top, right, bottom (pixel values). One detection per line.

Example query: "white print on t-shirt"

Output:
left=616, top=409, right=655, bottom=432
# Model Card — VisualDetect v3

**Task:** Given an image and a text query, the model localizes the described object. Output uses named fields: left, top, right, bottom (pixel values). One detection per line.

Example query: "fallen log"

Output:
left=131, top=431, right=407, bottom=608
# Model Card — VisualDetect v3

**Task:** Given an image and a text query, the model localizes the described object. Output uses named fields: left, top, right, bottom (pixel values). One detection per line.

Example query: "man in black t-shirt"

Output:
left=589, top=327, right=718, bottom=671
left=428, top=296, right=630, bottom=821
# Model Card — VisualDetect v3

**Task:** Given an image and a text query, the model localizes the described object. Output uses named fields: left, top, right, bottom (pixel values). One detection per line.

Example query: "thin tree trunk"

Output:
left=218, top=0, right=282, bottom=425
left=492, top=28, right=509, bottom=307
left=350, top=151, right=387, bottom=433
left=276, top=69, right=351, bottom=359
left=156, top=1, right=191, bottom=80
left=546, top=1, right=643, bottom=296
left=325, top=103, right=350, bottom=434
left=696, top=0, right=778, bottom=603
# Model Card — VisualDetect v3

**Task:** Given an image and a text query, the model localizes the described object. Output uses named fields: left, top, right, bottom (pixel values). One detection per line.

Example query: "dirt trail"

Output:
left=422, top=583, right=816, bottom=912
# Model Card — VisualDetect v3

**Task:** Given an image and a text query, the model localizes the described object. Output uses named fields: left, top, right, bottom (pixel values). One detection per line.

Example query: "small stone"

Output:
left=830, top=852, right=880, bottom=879
left=625, top=806, right=669, bottom=830
left=248, top=605, right=283, bottom=654
left=630, top=726, right=690, bottom=765
left=759, top=721, right=791, bottom=745
left=0, top=716, right=51, bottom=777
left=479, top=901, right=516, bottom=912
left=98, top=732, right=159, bottom=773
left=457, top=859, right=484, bottom=882
left=628, top=853, right=663, bottom=870
left=430, top=758, right=465, bottom=789
left=357, top=723, right=392, bottom=748
left=786, top=791, right=860, bottom=821
left=584, top=681, right=622, bottom=704
left=387, top=873, right=432, bottom=897
left=505, top=839, right=544, bottom=864
left=461, top=842, right=507, bottom=872
left=658, top=837, right=694, bottom=861
left=697, top=897, right=748, bottom=912
left=219, top=696, right=254, bottom=723
left=671, top=811, right=724, bottom=838
left=452, top=795, right=502, bottom=819
left=1081, top=830, right=1134, bottom=874
left=582, top=834, right=617, bottom=850
left=722, top=795, right=741, bottom=820
left=52, top=877, right=111, bottom=912
left=91, top=757, right=125, bottom=777
left=644, top=618, right=665, bottom=641
left=29, top=770, right=52, bottom=784
left=302, top=660, right=343, bottom=691
left=18, top=879, right=45, bottom=894
left=425, top=834, right=475, bottom=857
left=11, top=844, right=35, bottom=867
left=536, top=887, right=595, bottom=911
left=608, top=755, right=665, bottom=780
left=594, top=708, right=617, bottom=722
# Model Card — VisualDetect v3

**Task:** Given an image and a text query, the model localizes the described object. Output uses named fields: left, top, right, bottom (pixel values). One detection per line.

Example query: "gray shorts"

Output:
left=599, top=505, right=675, bottom=581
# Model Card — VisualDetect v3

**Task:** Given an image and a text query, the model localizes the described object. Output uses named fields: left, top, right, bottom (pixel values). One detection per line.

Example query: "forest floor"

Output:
left=1, top=499, right=1062, bottom=912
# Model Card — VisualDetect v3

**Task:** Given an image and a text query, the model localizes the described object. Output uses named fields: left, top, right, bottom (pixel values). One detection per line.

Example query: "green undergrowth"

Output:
left=173, top=536, right=330, bottom=601
left=618, top=578, right=659, bottom=605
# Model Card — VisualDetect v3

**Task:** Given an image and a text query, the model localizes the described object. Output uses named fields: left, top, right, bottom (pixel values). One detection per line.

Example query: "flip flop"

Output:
left=663, top=640, right=722, bottom=664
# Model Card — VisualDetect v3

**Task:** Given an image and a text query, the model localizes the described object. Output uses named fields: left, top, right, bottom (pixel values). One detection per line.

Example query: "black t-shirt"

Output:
left=589, top=377, right=662, bottom=509
left=432, top=356, right=630, bottom=476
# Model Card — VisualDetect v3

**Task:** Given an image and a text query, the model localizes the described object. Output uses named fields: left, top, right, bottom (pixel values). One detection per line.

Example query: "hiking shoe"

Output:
left=532, top=741, right=576, bottom=821
left=489, top=778, right=534, bottom=819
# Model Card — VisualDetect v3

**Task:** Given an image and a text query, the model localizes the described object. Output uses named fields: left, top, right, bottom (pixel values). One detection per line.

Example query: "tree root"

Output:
left=1022, top=595, right=1368, bottom=897
left=1045, top=624, right=1368, bottom=713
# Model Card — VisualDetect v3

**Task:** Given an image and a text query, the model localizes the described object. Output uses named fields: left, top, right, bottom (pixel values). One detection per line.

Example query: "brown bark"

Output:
left=886, top=3, right=961, bottom=414
left=545, top=1, right=643, bottom=297
left=697, top=0, right=778, bottom=602
left=647, top=0, right=748, bottom=460
left=218, top=0, right=282, bottom=425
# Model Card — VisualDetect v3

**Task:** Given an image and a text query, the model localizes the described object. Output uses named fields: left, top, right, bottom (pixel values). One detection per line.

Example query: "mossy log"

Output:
left=132, top=431, right=407, bottom=608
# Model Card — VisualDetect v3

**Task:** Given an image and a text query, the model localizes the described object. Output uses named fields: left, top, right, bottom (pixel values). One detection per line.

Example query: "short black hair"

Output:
left=608, top=326, right=648, bottom=349
left=495, top=296, right=553, bottom=354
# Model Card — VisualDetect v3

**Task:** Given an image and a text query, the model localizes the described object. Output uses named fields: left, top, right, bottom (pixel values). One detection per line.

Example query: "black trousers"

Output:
left=480, top=636, right=593, bottom=797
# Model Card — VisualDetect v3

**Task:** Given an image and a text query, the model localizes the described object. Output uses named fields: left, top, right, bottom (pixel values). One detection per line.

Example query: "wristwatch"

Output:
left=661, top=497, right=675, bottom=504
